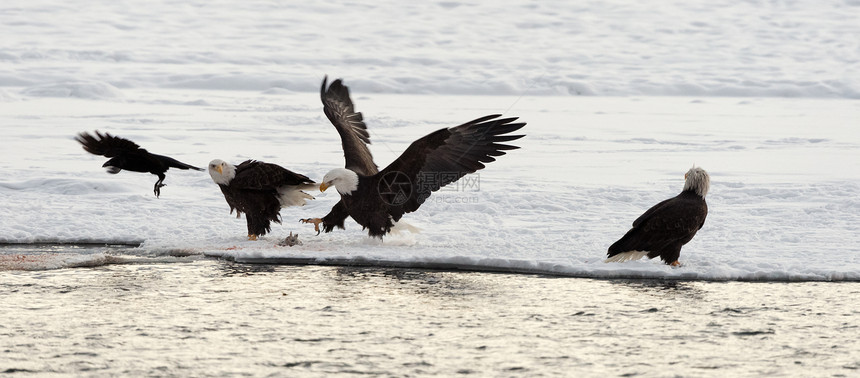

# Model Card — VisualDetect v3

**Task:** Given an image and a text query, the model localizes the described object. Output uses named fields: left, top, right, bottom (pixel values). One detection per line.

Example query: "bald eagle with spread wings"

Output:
left=301, top=76, right=526, bottom=238
left=209, top=159, right=316, bottom=240
left=75, top=131, right=203, bottom=197
left=606, top=166, right=710, bottom=266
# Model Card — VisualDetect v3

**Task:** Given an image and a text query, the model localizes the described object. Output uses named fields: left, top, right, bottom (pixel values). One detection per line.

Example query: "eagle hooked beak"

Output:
left=215, top=165, right=223, bottom=175
left=320, top=182, right=330, bottom=192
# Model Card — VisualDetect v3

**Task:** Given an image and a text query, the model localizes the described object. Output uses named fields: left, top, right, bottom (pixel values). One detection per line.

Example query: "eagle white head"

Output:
left=320, top=168, right=359, bottom=195
left=208, top=159, right=236, bottom=185
left=683, top=166, right=709, bottom=198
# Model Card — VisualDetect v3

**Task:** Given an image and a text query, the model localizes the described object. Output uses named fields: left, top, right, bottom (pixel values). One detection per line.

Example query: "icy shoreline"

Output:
left=2, top=90, right=858, bottom=280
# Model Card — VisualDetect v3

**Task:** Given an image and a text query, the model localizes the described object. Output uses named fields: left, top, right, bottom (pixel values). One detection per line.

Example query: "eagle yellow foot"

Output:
left=247, top=234, right=258, bottom=241
left=670, top=261, right=681, bottom=267
left=300, top=218, right=323, bottom=235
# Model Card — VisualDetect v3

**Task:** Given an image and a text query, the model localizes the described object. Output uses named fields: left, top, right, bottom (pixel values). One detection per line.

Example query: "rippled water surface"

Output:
left=2, top=260, right=859, bottom=376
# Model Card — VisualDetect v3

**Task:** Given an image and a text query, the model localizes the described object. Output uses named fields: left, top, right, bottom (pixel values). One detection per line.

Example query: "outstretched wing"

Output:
left=321, top=76, right=378, bottom=176
left=231, top=160, right=314, bottom=190
left=75, top=131, right=143, bottom=157
left=380, top=114, right=525, bottom=213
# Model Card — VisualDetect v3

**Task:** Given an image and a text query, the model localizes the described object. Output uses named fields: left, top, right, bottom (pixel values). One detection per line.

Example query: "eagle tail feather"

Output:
left=605, top=251, right=649, bottom=263
left=277, top=186, right=316, bottom=207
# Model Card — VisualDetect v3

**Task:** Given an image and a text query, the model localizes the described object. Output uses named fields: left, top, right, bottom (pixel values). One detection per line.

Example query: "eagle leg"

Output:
left=300, top=218, right=323, bottom=235
left=153, top=173, right=166, bottom=198
left=248, top=234, right=258, bottom=241
left=669, top=261, right=681, bottom=267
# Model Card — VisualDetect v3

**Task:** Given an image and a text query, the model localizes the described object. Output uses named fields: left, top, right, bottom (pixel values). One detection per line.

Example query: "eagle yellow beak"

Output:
left=215, top=165, right=223, bottom=175
left=320, top=182, right=330, bottom=192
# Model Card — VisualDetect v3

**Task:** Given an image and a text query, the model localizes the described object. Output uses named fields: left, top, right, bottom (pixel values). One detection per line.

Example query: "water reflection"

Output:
left=217, top=261, right=278, bottom=276
left=0, top=243, right=142, bottom=255
left=610, top=279, right=707, bottom=300
left=327, top=266, right=502, bottom=300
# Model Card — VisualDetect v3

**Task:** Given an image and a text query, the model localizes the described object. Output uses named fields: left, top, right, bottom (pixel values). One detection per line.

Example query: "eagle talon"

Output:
left=248, top=234, right=258, bottom=241
left=670, top=261, right=681, bottom=267
left=300, top=218, right=323, bottom=235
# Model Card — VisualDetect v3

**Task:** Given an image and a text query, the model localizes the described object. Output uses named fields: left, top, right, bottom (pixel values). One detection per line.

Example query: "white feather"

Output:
left=322, top=168, right=359, bottom=194
left=684, top=166, right=710, bottom=198
left=277, top=185, right=316, bottom=207
left=207, top=159, right=235, bottom=185
left=605, top=251, right=649, bottom=263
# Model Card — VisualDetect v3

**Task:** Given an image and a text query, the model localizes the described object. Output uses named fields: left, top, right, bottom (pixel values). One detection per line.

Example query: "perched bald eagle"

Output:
left=301, top=76, right=526, bottom=238
left=606, top=166, right=710, bottom=266
left=75, top=131, right=202, bottom=197
left=208, top=159, right=316, bottom=240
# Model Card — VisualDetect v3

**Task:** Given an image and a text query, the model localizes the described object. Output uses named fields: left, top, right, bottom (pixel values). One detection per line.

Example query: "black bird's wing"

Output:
left=75, top=131, right=143, bottom=157
left=321, top=76, right=378, bottom=176
left=379, top=114, right=525, bottom=214
left=231, top=160, right=315, bottom=190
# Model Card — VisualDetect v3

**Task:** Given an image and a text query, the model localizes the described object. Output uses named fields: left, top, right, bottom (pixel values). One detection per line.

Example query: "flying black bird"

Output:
left=75, top=131, right=203, bottom=197
left=208, top=159, right=316, bottom=240
left=301, top=76, right=526, bottom=238
left=606, top=166, right=710, bottom=266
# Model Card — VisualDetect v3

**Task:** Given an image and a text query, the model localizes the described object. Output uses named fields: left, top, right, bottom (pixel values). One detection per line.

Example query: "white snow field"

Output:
left=1, top=0, right=859, bottom=279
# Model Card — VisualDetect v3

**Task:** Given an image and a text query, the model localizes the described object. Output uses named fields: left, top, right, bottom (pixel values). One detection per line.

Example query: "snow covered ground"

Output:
left=1, top=0, right=858, bottom=280
left=1, top=0, right=857, bottom=98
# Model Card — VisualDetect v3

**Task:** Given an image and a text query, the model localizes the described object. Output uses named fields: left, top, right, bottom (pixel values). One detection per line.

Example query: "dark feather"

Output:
left=230, top=160, right=314, bottom=190
left=321, top=76, right=378, bottom=176
left=75, top=131, right=202, bottom=197
left=380, top=114, right=525, bottom=214
left=607, top=191, right=708, bottom=264
left=316, top=77, right=526, bottom=238
left=75, top=131, right=141, bottom=157
left=219, top=184, right=283, bottom=236
left=219, top=160, right=314, bottom=237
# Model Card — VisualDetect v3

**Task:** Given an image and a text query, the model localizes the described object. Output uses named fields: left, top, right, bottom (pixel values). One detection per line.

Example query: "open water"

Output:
left=2, top=253, right=859, bottom=377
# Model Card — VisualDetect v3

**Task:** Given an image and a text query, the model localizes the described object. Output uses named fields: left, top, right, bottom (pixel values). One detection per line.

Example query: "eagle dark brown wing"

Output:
left=321, top=76, right=378, bottom=176
left=231, top=160, right=314, bottom=190
left=379, top=114, right=525, bottom=214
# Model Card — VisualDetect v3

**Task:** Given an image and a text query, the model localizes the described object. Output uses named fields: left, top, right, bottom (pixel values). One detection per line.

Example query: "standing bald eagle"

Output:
left=301, top=76, right=526, bottom=238
left=208, top=159, right=316, bottom=240
left=75, top=131, right=203, bottom=197
left=606, top=166, right=710, bottom=266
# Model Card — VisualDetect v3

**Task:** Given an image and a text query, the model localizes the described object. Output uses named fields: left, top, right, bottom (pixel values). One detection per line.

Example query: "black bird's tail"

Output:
left=157, top=155, right=203, bottom=171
